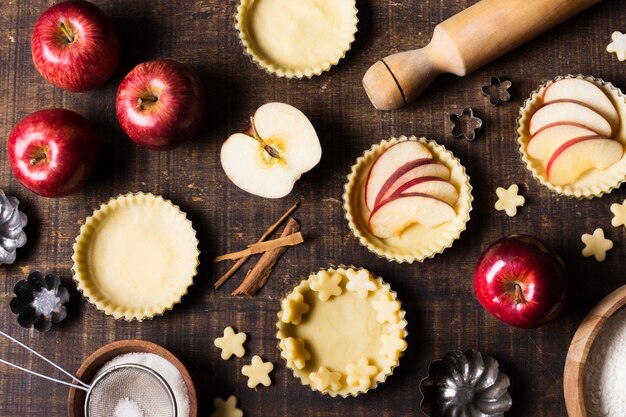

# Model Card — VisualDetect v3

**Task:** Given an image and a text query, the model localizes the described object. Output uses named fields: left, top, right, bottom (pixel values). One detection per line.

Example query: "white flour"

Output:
left=97, top=352, right=190, bottom=417
left=585, top=307, right=626, bottom=416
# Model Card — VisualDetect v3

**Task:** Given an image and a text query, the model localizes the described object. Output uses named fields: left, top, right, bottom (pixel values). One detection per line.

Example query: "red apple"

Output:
left=31, top=0, right=120, bottom=92
left=116, top=59, right=206, bottom=150
left=8, top=109, right=98, bottom=197
left=474, top=235, right=568, bottom=328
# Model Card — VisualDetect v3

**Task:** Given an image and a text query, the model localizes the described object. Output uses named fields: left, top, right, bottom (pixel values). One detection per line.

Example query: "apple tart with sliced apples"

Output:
left=517, top=75, right=626, bottom=198
left=343, top=136, right=472, bottom=263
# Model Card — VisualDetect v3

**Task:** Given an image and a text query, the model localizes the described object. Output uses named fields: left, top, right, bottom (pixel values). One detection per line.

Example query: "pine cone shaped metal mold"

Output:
left=481, top=77, right=512, bottom=106
left=10, top=272, right=70, bottom=332
left=420, top=350, right=512, bottom=417
left=449, top=108, right=482, bottom=142
left=0, top=190, right=27, bottom=265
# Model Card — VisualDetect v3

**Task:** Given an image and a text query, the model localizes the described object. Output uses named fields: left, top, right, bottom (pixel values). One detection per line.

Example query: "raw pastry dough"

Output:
left=610, top=199, right=626, bottom=228
left=607, top=31, right=626, bottom=61
left=581, top=228, right=613, bottom=262
left=279, top=337, right=310, bottom=370
left=241, top=355, right=274, bottom=388
left=309, top=271, right=342, bottom=301
left=280, top=292, right=309, bottom=325
left=345, top=269, right=377, bottom=299
left=346, top=358, right=378, bottom=390
left=211, top=395, right=243, bottom=417
left=309, top=367, right=342, bottom=392
left=214, top=327, right=247, bottom=360
left=494, top=184, right=525, bottom=217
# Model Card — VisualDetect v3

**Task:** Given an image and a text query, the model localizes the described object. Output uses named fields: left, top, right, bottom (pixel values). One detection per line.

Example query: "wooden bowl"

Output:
left=563, top=285, right=626, bottom=417
left=67, top=339, right=198, bottom=417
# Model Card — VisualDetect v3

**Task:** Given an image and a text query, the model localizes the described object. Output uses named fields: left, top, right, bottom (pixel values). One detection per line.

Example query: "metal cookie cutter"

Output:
left=481, top=76, right=512, bottom=106
left=449, top=108, right=482, bottom=142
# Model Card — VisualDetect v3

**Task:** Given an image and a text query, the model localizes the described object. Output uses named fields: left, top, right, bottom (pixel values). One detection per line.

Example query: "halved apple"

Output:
left=368, top=193, right=456, bottom=238
left=529, top=100, right=613, bottom=138
left=220, top=102, right=321, bottom=198
left=364, top=142, right=432, bottom=211
left=546, top=136, right=623, bottom=185
left=390, top=177, right=459, bottom=206
left=372, top=159, right=451, bottom=209
left=527, top=122, right=600, bottom=161
left=543, top=78, right=619, bottom=134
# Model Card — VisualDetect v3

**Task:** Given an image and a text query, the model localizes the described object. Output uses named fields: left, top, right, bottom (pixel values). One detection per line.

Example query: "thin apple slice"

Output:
left=543, top=78, right=619, bottom=134
left=374, top=159, right=451, bottom=209
left=368, top=193, right=456, bottom=238
left=526, top=122, right=600, bottom=161
left=391, top=177, right=459, bottom=206
left=529, top=100, right=613, bottom=138
left=365, top=141, right=432, bottom=210
left=546, top=136, right=623, bottom=186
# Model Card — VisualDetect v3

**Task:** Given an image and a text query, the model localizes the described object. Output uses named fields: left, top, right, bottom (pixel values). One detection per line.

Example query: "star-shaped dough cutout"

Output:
left=345, top=269, right=377, bottom=299
left=279, top=337, right=310, bottom=370
left=380, top=330, right=408, bottom=359
left=610, top=199, right=626, bottom=228
left=309, top=367, right=343, bottom=392
left=582, top=228, right=613, bottom=262
left=346, top=357, right=378, bottom=389
left=280, top=292, right=309, bottom=325
left=241, top=355, right=274, bottom=388
left=309, top=271, right=343, bottom=301
left=607, top=31, right=626, bottom=61
left=371, top=293, right=401, bottom=324
left=211, top=395, right=243, bottom=417
left=214, top=326, right=247, bottom=360
left=494, top=184, right=525, bottom=217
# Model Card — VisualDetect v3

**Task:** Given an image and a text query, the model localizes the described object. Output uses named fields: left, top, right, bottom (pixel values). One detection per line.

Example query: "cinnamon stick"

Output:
left=232, top=218, right=300, bottom=296
left=214, top=202, right=299, bottom=289
left=212, top=232, right=303, bottom=262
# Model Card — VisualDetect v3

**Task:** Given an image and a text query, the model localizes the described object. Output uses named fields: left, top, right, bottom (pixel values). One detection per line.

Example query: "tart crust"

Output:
left=235, top=0, right=358, bottom=78
left=343, top=136, right=473, bottom=263
left=276, top=267, right=408, bottom=397
left=516, top=74, right=626, bottom=198
left=72, top=193, right=199, bottom=321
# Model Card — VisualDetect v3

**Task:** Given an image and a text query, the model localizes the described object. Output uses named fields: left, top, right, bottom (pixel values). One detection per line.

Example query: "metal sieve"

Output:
left=0, top=330, right=177, bottom=417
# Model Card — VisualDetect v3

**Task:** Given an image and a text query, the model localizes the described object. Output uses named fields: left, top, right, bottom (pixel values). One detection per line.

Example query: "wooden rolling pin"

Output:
left=362, top=0, right=603, bottom=110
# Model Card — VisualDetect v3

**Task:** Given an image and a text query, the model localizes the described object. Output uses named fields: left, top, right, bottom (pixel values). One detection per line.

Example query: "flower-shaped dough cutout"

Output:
left=607, top=31, right=626, bottom=61
left=279, top=337, right=310, bottom=370
left=346, top=357, right=378, bottom=389
left=309, top=271, right=342, bottom=301
left=481, top=76, right=512, bottom=106
left=371, top=293, right=401, bottom=324
left=280, top=292, right=309, bottom=325
left=346, top=269, right=377, bottom=299
left=241, top=355, right=274, bottom=388
left=610, top=199, right=626, bottom=228
left=309, top=367, right=343, bottom=392
left=380, top=330, right=408, bottom=359
left=494, top=184, right=525, bottom=217
left=211, top=395, right=243, bottom=417
left=582, top=228, right=613, bottom=262
left=449, top=108, right=482, bottom=142
left=214, top=326, right=247, bottom=360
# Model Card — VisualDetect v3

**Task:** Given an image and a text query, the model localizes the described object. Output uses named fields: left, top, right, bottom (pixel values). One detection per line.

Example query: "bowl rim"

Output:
left=563, top=284, right=626, bottom=417
left=67, top=339, right=198, bottom=417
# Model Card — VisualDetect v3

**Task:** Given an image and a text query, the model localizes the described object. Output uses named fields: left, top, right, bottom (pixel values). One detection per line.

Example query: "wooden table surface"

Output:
left=0, top=0, right=625, bottom=416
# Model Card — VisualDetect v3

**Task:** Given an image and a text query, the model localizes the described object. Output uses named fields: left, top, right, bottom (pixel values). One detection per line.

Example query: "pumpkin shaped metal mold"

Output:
left=10, top=272, right=70, bottom=332
left=420, top=349, right=512, bottom=417
left=0, top=190, right=27, bottom=265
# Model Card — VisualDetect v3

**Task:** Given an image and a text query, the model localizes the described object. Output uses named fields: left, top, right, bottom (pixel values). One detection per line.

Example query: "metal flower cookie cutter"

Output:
left=449, top=108, right=482, bottom=142
left=481, top=76, right=512, bottom=106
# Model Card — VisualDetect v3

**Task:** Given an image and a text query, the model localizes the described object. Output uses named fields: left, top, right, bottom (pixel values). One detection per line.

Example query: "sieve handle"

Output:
left=0, top=330, right=90, bottom=391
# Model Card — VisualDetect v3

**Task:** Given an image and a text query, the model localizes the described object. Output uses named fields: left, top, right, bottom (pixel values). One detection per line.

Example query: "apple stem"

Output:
left=249, top=116, right=280, bottom=159
left=59, top=22, right=75, bottom=43
left=514, top=284, right=526, bottom=305
left=30, top=154, right=47, bottom=166
left=137, top=96, right=158, bottom=110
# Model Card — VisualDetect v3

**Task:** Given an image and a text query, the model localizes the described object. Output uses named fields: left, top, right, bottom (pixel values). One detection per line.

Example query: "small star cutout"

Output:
left=494, top=184, right=525, bottom=216
left=582, top=228, right=613, bottom=262
left=607, top=31, right=626, bottom=61
left=309, top=271, right=343, bottom=301
left=380, top=330, right=408, bottom=359
left=214, top=326, right=247, bottom=360
left=280, top=292, right=309, bottom=325
left=345, top=357, right=378, bottom=390
left=309, top=367, right=343, bottom=392
left=371, top=294, right=401, bottom=324
left=279, top=337, right=310, bottom=370
left=241, top=355, right=274, bottom=388
left=345, top=269, right=377, bottom=299
left=211, top=395, right=243, bottom=417
left=610, top=199, right=626, bottom=228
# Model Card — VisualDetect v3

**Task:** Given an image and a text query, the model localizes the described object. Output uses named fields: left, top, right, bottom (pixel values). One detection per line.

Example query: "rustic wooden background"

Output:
left=0, top=0, right=625, bottom=416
